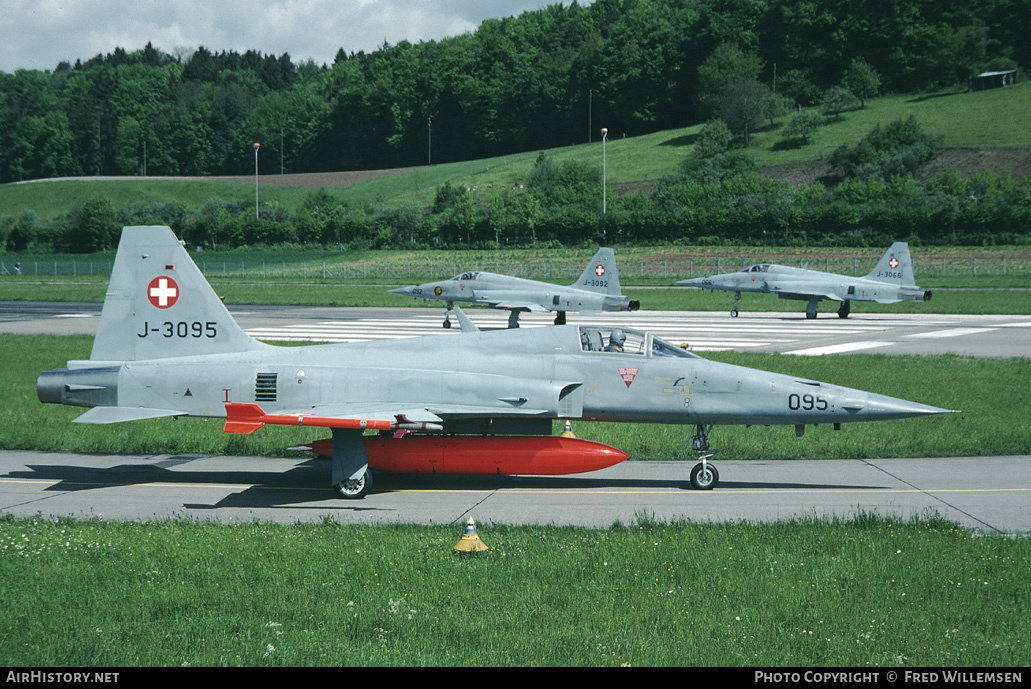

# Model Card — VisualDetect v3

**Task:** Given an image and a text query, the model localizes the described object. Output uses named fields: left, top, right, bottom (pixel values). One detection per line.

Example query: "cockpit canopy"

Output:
left=578, top=326, right=701, bottom=358
left=450, top=272, right=480, bottom=281
left=741, top=264, right=771, bottom=273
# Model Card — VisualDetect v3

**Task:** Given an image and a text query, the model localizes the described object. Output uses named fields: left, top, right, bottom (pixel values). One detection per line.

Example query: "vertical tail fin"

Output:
left=90, top=225, right=270, bottom=362
left=863, top=242, right=916, bottom=286
left=572, top=247, right=622, bottom=295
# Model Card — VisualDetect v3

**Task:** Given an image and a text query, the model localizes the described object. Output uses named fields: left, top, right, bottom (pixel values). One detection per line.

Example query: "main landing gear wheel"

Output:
left=334, top=470, right=372, bottom=499
left=690, top=461, right=719, bottom=490
left=837, top=300, right=851, bottom=319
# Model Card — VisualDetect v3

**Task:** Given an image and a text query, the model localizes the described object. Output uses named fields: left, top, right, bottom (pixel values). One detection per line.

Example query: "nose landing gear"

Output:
left=689, top=423, right=720, bottom=490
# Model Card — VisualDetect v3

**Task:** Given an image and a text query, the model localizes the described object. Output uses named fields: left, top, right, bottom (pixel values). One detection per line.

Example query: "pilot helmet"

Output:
left=609, top=329, right=626, bottom=347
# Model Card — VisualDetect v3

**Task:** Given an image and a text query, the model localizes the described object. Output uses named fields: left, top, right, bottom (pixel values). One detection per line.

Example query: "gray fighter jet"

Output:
left=37, top=226, right=950, bottom=498
left=677, top=242, right=932, bottom=319
left=389, top=247, right=640, bottom=328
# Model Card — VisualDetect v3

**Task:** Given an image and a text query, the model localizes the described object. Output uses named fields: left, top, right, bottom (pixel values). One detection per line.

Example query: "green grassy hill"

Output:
left=1, top=83, right=1029, bottom=224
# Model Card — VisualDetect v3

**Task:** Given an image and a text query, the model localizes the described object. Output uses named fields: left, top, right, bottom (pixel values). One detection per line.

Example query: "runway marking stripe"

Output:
left=904, top=327, right=995, bottom=339
left=784, top=341, right=893, bottom=356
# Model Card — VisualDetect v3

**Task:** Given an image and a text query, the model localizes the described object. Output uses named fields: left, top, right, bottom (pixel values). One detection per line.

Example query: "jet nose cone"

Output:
left=849, top=392, right=953, bottom=420
left=389, top=286, right=415, bottom=296
left=676, top=278, right=705, bottom=287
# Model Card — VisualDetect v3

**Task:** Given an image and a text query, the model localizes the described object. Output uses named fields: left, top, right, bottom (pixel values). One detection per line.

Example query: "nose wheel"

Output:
left=730, top=292, right=741, bottom=317
left=690, top=458, right=719, bottom=490
left=689, top=424, right=720, bottom=490
left=443, top=302, right=454, bottom=328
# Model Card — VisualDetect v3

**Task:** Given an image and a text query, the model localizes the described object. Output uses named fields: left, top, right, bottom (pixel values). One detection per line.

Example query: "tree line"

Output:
left=1, top=0, right=1026, bottom=183
left=6, top=117, right=1031, bottom=254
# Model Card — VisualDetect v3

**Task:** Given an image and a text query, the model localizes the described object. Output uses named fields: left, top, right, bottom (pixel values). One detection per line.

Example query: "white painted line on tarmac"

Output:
left=784, top=341, right=893, bottom=356
left=905, top=327, right=994, bottom=339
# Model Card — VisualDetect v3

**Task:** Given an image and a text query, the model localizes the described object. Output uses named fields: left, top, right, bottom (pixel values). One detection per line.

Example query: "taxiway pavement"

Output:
left=1, top=451, right=1028, bottom=534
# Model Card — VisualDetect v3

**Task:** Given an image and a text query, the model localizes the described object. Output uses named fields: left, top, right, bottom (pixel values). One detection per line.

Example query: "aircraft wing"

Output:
left=491, top=301, right=550, bottom=312
left=771, top=282, right=843, bottom=302
left=224, top=401, right=552, bottom=435
left=224, top=403, right=443, bottom=435
left=469, top=291, right=551, bottom=312
left=73, top=407, right=188, bottom=424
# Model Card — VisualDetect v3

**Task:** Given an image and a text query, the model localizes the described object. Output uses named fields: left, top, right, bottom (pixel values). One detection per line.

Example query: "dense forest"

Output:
left=1, top=0, right=1026, bottom=182
left=2, top=0, right=1030, bottom=253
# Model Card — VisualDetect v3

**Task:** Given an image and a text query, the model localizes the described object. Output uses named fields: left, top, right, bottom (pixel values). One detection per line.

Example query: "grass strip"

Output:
left=0, top=513, right=1027, bottom=666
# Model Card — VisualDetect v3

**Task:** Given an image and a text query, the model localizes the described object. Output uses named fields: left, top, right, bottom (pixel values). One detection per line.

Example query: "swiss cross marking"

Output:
left=147, top=276, right=179, bottom=309
left=595, top=262, right=605, bottom=277
left=888, top=256, right=899, bottom=269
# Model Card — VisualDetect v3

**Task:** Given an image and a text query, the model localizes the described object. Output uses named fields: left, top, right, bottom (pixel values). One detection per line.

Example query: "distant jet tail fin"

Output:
left=89, top=225, right=270, bottom=362
left=572, top=247, right=621, bottom=295
left=863, top=242, right=917, bottom=286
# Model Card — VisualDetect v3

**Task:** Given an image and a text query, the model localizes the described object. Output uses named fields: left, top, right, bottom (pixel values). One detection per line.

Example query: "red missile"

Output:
left=224, top=403, right=441, bottom=436
left=293, top=435, right=629, bottom=476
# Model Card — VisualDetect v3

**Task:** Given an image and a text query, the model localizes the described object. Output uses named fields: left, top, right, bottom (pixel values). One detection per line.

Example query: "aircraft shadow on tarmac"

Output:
left=8, top=460, right=885, bottom=511
left=759, top=313, right=905, bottom=323
left=371, top=473, right=875, bottom=493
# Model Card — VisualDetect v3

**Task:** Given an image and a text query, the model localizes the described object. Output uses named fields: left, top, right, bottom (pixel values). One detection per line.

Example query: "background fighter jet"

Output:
left=389, top=247, right=640, bottom=328
left=38, top=227, right=950, bottom=498
left=677, top=242, right=932, bottom=319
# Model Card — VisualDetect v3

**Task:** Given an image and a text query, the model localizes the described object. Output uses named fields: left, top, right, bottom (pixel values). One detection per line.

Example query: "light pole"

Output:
left=252, top=142, right=260, bottom=219
left=601, top=128, right=608, bottom=214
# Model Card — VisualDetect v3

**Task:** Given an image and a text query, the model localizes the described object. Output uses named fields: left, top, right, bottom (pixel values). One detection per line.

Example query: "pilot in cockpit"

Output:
left=604, top=329, right=626, bottom=352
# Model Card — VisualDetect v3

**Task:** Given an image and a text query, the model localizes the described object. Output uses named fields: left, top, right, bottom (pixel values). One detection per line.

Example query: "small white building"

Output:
left=969, top=69, right=1018, bottom=91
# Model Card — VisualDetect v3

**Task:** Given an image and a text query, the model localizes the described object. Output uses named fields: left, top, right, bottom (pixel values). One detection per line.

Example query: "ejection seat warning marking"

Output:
left=618, top=367, right=639, bottom=387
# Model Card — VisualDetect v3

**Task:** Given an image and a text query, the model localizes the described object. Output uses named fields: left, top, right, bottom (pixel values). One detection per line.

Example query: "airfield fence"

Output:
left=3, top=253, right=1031, bottom=283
